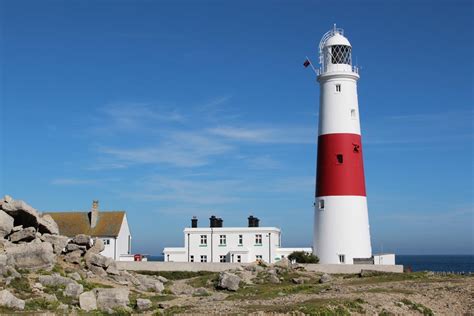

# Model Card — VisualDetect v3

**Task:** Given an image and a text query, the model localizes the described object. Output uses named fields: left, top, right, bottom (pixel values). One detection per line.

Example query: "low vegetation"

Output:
left=288, top=251, right=320, bottom=263
left=135, top=270, right=215, bottom=280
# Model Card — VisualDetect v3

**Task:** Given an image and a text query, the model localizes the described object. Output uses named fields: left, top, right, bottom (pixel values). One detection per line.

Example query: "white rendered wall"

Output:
left=318, top=74, right=361, bottom=136
left=314, top=196, right=372, bottom=264
left=100, top=238, right=116, bottom=259
left=164, top=227, right=282, bottom=263
left=116, top=214, right=132, bottom=259
left=374, top=254, right=396, bottom=265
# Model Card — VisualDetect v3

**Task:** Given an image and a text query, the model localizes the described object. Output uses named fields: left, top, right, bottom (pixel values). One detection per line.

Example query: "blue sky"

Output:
left=1, top=0, right=472, bottom=255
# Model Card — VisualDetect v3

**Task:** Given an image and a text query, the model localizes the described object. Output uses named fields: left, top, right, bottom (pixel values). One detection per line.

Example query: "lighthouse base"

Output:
left=314, top=195, right=372, bottom=264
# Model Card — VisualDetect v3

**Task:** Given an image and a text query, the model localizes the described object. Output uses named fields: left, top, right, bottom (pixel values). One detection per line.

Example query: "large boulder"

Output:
left=89, top=265, right=107, bottom=277
left=217, top=272, right=241, bottom=291
left=135, top=274, right=164, bottom=293
left=87, top=254, right=112, bottom=269
left=40, top=234, right=69, bottom=254
left=38, top=214, right=59, bottom=235
left=319, top=273, right=332, bottom=284
left=79, top=291, right=97, bottom=311
left=72, top=234, right=91, bottom=247
left=9, top=227, right=36, bottom=243
left=0, top=289, right=25, bottom=310
left=66, top=243, right=87, bottom=253
left=95, top=288, right=129, bottom=312
left=0, top=211, right=14, bottom=239
left=64, top=250, right=83, bottom=264
left=136, top=298, right=152, bottom=311
left=88, top=238, right=105, bottom=255
left=106, top=262, right=120, bottom=275
left=64, top=283, right=84, bottom=299
left=5, top=242, right=55, bottom=271
left=1, top=199, right=40, bottom=229
left=39, top=274, right=76, bottom=287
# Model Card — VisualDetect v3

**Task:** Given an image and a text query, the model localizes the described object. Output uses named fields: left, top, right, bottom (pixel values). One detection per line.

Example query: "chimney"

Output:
left=209, top=215, right=217, bottom=228
left=217, top=218, right=223, bottom=227
left=248, top=215, right=260, bottom=227
left=191, top=216, right=198, bottom=228
left=90, top=200, right=99, bottom=228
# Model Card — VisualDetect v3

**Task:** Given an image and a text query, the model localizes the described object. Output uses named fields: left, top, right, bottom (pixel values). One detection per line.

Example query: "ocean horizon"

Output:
left=146, top=254, right=474, bottom=273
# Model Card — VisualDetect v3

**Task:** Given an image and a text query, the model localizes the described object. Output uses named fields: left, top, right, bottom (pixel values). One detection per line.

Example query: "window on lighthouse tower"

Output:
left=336, top=154, right=344, bottom=164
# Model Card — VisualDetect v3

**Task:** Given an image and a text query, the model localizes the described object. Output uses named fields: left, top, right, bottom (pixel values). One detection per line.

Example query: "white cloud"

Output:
left=208, top=126, right=314, bottom=144
left=51, top=178, right=117, bottom=186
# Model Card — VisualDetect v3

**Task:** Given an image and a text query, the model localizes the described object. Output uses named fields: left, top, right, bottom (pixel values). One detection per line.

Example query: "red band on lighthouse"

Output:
left=316, top=133, right=366, bottom=197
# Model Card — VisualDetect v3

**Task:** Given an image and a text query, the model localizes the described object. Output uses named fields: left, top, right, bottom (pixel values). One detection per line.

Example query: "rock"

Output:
left=87, top=254, right=112, bottom=268
left=217, top=272, right=241, bottom=291
left=106, top=262, right=120, bottom=275
left=95, top=288, right=129, bottom=312
left=58, top=303, right=68, bottom=311
left=65, top=282, right=84, bottom=299
left=9, top=227, right=36, bottom=243
left=157, top=275, right=168, bottom=283
left=0, top=289, right=25, bottom=310
left=66, top=243, right=87, bottom=252
left=170, top=281, right=194, bottom=295
left=274, top=257, right=291, bottom=269
left=64, top=250, right=83, bottom=264
left=72, top=234, right=91, bottom=247
left=193, top=287, right=210, bottom=296
left=0, top=211, right=14, bottom=239
left=88, top=238, right=105, bottom=254
left=40, top=234, right=69, bottom=254
left=89, top=265, right=107, bottom=277
left=1, top=199, right=40, bottom=229
left=39, top=274, right=76, bottom=287
left=2, top=195, right=13, bottom=204
left=319, top=273, right=332, bottom=284
left=68, top=272, right=82, bottom=281
left=40, top=293, right=58, bottom=303
left=268, top=274, right=281, bottom=284
left=12, top=225, right=22, bottom=232
left=136, top=298, right=152, bottom=311
left=79, top=291, right=97, bottom=311
left=37, top=214, right=59, bottom=235
left=291, top=277, right=309, bottom=284
left=135, top=274, right=164, bottom=293
left=33, top=283, right=44, bottom=290
left=5, top=241, right=55, bottom=271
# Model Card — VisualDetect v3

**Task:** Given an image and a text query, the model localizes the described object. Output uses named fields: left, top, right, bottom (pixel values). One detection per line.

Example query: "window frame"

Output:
left=200, top=235, right=207, bottom=245
left=219, top=235, right=226, bottom=246
left=200, top=255, right=207, bottom=263
left=255, top=234, right=262, bottom=245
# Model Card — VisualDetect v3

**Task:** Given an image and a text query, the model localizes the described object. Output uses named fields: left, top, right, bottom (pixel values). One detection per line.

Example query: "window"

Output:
left=339, top=254, right=345, bottom=264
left=219, top=235, right=226, bottom=245
left=200, top=255, right=207, bottom=263
left=200, top=235, right=207, bottom=245
left=219, top=255, right=226, bottom=263
left=255, top=234, right=262, bottom=245
left=236, top=255, right=241, bottom=263
left=318, top=199, right=325, bottom=210
left=103, top=239, right=110, bottom=245
left=335, top=84, right=341, bottom=92
left=238, top=235, right=243, bottom=245
left=256, top=255, right=263, bottom=261
left=351, top=109, right=356, bottom=119
left=336, top=154, right=344, bottom=164
left=190, top=255, right=194, bottom=262
left=353, top=143, right=360, bottom=153
left=331, top=45, right=352, bottom=65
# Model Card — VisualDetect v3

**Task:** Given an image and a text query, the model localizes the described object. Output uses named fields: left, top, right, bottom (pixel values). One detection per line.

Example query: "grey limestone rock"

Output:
left=106, top=262, right=120, bottom=275
left=0, top=211, right=14, bottom=239
left=218, top=272, right=241, bottom=291
left=39, top=274, right=76, bottom=287
left=40, top=234, right=69, bottom=254
left=64, top=282, right=84, bottom=299
left=95, top=288, right=129, bottom=312
left=79, top=291, right=97, bottom=311
left=136, top=298, right=152, bottom=311
left=72, top=234, right=91, bottom=247
left=38, top=214, right=59, bottom=235
left=66, top=243, right=87, bottom=252
left=319, top=273, right=332, bottom=284
left=9, top=227, right=36, bottom=243
left=89, top=264, right=107, bottom=277
left=5, top=241, right=55, bottom=271
left=0, top=289, right=25, bottom=310
left=67, top=272, right=82, bottom=281
left=64, top=250, right=83, bottom=264
left=87, top=254, right=112, bottom=268
left=1, top=199, right=40, bottom=229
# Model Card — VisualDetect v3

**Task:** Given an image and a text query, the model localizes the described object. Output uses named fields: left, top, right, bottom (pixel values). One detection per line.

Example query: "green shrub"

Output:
left=288, top=251, right=319, bottom=264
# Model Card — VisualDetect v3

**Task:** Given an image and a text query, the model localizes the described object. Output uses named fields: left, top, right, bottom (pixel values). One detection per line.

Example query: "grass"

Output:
left=135, top=270, right=216, bottom=281
left=347, top=272, right=432, bottom=285
left=149, top=294, right=177, bottom=303
left=25, top=297, right=60, bottom=311
left=227, top=282, right=329, bottom=300
left=8, top=276, right=31, bottom=293
left=399, top=298, right=434, bottom=316
left=78, top=279, right=113, bottom=291
left=186, top=273, right=219, bottom=288
left=43, top=284, right=75, bottom=306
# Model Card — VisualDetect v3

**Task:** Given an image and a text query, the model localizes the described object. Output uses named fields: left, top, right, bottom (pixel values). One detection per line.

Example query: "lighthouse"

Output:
left=313, top=26, right=372, bottom=264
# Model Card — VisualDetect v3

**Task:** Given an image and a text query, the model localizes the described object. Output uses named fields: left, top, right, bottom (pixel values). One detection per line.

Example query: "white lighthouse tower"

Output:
left=313, top=26, right=372, bottom=264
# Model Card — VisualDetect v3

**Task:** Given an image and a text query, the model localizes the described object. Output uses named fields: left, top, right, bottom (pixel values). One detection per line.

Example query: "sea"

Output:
left=147, top=255, right=474, bottom=273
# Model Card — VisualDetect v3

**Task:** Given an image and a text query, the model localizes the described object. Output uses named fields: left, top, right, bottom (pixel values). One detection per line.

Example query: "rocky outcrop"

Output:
left=0, top=211, right=14, bottom=239
left=136, top=298, right=152, bottom=311
left=40, top=234, right=68, bottom=254
left=5, top=241, right=55, bottom=270
left=0, top=289, right=25, bottom=310
left=79, top=291, right=97, bottom=311
left=217, top=272, right=241, bottom=291
left=65, top=283, right=84, bottom=299
left=37, top=214, right=59, bottom=235
left=319, top=273, right=332, bottom=284
left=9, top=227, right=36, bottom=243
left=1, top=199, right=40, bottom=229
left=95, top=288, right=130, bottom=312
left=72, top=234, right=91, bottom=247
left=39, top=274, right=76, bottom=287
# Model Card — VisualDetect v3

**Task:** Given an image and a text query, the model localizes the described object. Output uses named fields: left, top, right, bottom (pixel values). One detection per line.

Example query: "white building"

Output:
left=163, top=216, right=312, bottom=263
left=46, top=200, right=132, bottom=261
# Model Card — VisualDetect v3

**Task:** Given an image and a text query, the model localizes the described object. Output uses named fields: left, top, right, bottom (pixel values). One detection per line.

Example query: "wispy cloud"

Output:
left=208, top=126, right=314, bottom=144
left=51, top=178, right=117, bottom=186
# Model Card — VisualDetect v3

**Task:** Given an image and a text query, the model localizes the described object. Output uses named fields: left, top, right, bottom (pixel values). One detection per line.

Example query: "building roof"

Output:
left=44, top=211, right=125, bottom=237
